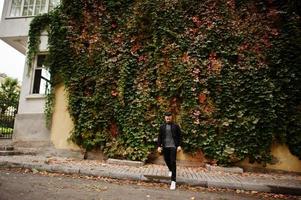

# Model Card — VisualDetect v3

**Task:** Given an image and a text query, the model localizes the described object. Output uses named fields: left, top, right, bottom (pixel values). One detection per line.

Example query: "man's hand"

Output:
left=177, top=146, right=182, bottom=152
left=157, top=147, right=162, bottom=153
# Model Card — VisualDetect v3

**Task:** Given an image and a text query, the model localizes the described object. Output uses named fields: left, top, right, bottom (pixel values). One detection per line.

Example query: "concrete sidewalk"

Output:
left=0, top=155, right=300, bottom=196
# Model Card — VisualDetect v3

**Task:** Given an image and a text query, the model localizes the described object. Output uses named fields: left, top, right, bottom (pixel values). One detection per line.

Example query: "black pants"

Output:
left=163, top=147, right=177, bottom=181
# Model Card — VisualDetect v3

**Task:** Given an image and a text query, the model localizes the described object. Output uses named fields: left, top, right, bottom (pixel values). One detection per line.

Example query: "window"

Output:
left=49, top=0, right=60, bottom=11
left=22, top=0, right=35, bottom=16
left=34, top=0, right=47, bottom=16
left=9, top=0, right=22, bottom=17
left=9, top=0, right=60, bottom=17
left=32, top=55, right=50, bottom=95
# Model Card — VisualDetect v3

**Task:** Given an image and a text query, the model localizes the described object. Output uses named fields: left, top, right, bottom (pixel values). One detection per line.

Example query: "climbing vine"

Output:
left=27, top=13, right=50, bottom=72
left=28, top=0, right=301, bottom=164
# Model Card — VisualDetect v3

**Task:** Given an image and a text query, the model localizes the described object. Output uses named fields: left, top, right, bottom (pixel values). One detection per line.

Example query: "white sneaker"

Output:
left=170, top=181, right=176, bottom=190
left=168, top=171, right=172, bottom=177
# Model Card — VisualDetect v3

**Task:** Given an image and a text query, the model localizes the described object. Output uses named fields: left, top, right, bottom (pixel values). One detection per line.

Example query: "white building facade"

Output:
left=0, top=0, right=59, bottom=147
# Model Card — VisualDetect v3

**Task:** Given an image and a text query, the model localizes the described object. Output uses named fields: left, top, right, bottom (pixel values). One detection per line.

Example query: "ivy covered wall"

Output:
left=28, top=0, right=301, bottom=165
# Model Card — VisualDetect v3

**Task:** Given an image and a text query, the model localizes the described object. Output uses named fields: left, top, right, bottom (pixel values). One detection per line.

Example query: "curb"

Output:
left=0, top=151, right=22, bottom=156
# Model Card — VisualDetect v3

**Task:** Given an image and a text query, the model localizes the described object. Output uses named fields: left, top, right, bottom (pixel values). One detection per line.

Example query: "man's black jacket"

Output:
left=157, top=123, right=182, bottom=148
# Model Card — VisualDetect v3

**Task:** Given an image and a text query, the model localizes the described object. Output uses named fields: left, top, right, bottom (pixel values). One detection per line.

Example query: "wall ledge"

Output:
left=25, top=94, right=46, bottom=100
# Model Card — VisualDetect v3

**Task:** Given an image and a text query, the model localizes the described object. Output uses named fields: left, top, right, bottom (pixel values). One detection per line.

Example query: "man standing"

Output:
left=157, top=112, right=182, bottom=190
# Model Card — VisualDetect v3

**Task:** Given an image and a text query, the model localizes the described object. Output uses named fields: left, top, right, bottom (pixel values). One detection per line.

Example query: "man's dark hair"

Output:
left=164, top=112, right=172, bottom=116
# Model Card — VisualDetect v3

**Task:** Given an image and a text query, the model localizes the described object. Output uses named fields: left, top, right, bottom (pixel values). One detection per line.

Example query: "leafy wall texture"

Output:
left=28, top=0, right=300, bottom=165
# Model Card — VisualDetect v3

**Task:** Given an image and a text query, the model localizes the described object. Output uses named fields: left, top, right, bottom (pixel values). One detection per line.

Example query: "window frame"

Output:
left=30, top=54, right=51, bottom=95
left=7, top=0, right=59, bottom=18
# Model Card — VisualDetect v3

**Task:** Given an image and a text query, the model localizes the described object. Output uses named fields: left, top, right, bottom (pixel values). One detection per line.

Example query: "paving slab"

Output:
left=107, top=158, right=144, bottom=167
left=206, top=164, right=244, bottom=174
